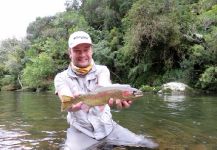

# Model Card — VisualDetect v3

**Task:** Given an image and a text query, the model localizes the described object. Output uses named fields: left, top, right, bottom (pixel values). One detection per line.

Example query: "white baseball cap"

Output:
left=68, top=31, right=92, bottom=48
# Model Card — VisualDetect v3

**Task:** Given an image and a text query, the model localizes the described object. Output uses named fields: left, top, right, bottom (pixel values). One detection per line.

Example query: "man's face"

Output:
left=69, top=43, right=93, bottom=68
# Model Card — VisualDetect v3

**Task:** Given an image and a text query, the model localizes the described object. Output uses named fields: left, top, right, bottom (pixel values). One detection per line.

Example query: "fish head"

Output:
left=122, top=88, right=143, bottom=99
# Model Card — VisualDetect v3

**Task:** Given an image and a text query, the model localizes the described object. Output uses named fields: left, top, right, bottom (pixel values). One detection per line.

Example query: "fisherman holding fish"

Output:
left=54, top=31, right=158, bottom=149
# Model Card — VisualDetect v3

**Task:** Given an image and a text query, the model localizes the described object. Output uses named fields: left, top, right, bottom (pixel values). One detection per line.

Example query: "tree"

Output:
left=115, top=0, right=196, bottom=86
left=0, top=38, right=29, bottom=89
left=81, top=0, right=137, bottom=30
left=64, top=0, right=81, bottom=11
left=22, top=52, right=55, bottom=89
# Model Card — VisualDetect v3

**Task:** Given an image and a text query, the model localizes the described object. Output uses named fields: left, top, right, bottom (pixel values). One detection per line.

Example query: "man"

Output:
left=54, top=31, right=158, bottom=149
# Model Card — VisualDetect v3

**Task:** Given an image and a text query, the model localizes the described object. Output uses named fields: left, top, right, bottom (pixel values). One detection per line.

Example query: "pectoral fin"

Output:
left=61, top=101, right=72, bottom=112
left=61, top=95, right=73, bottom=102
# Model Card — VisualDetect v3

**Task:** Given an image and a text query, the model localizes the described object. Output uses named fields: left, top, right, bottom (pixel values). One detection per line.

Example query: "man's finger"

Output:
left=127, top=100, right=132, bottom=105
left=108, top=98, right=114, bottom=106
left=69, top=102, right=83, bottom=112
left=122, top=100, right=130, bottom=108
left=81, top=103, right=90, bottom=112
left=116, top=99, right=122, bottom=109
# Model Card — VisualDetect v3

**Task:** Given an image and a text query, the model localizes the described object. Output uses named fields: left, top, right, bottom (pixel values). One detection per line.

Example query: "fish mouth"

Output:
left=135, top=93, right=143, bottom=97
left=133, top=90, right=144, bottom=97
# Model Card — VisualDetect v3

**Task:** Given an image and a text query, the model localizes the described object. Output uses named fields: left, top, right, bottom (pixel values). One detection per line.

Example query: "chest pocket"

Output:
left=86, top=74, right=98, bottom=92
left=67, top=73, right=98, bottom=93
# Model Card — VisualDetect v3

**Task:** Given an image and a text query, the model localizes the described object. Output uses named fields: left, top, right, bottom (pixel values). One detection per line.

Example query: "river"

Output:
left=0, top=91, right=216, bottom=149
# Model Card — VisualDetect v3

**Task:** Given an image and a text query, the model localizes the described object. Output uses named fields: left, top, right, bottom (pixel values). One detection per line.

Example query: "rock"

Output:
left=158, top=82, right=192, bottom=94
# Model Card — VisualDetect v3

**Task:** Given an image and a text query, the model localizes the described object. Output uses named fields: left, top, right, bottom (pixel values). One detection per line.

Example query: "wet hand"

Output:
left=67, top=102, right=90, bottom=112
left=68, top=101, right=83, bottom=112
left=66, top=92, right=90, bottom=112
left=108, top=98, right=132, bottom=109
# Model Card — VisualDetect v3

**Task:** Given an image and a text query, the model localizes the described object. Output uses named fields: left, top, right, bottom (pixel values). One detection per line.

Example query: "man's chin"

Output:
left=77, top=63, right=89, bottom=68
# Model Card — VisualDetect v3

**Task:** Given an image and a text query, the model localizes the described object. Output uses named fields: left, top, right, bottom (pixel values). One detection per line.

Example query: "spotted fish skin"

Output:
left=61, top=84, right=143, bottom=111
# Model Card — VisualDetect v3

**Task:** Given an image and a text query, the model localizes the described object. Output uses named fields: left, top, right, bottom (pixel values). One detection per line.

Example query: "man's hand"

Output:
left=67, top=101, right=90, bottom=112
left=67, top=101, right=82, bottom=112
left=60, top=92, right=90, bottom=112
left=108, top=98, right=132, bottom=109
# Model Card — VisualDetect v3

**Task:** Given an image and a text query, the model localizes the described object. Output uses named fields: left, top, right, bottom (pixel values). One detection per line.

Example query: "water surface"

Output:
left=0, top=92, right=67, bottom=149
left=0, top=91, right=216, bottom=149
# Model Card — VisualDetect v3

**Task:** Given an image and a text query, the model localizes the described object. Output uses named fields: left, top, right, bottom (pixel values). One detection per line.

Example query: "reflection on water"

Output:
left=160, top=94, right=186, bottom=109
left=0, top=91, right=67, bottom=149
left=0, top=91, right=217, bottom=149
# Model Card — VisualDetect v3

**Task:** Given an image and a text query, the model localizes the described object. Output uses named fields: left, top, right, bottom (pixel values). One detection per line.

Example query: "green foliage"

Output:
left=93, top=40, right=112, bottom=65
left=117, top=0, right=195, bottom=87
left=25, top=10, right=91, bottom=77
left=161, top=69, right=185, bottom=83
left=197, top=0, right=217, bottom=13
left=190, top=44, right=205, bottom=57
left=65, top=0, right=81, bottom=11
left=197, top=66, right=217, bottom=91
left=22, top=53, right=55, bottom=89
left=0, top=0, right=216, bottom=92
left=27, top=11, right=89, bottom=44
left=204, top=26, right=217, bottom=62
left=107, top=27, right=124, bottom=51
left=179, top=3, right=217, bottom=89
left=1, top=75, right=15, bottom=86
left=0, top=38, right=29, bottom=89
left=198, top=4, right=217, bottom=31
left=81, top=0, right=136, bottom=30
left=0, top=75, right=18, bottom=91
left=139, top=85, right=161, bottom=93
left=27, top=16, right=56, bottom=41
left=93, top=28, right=124, bottom=69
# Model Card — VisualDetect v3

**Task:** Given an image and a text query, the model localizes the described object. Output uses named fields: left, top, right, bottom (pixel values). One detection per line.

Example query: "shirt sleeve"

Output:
left=97, top=66, right=112, bottom=86
left=54, top=73, right=73, bottom=97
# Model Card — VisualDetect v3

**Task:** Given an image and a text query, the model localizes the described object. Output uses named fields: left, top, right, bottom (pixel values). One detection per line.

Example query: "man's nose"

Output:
left=79, top=50, right=86, bottom=56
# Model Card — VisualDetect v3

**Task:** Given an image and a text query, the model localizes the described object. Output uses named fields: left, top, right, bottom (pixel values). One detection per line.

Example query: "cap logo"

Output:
left=73, top=36, right=88, bottom=40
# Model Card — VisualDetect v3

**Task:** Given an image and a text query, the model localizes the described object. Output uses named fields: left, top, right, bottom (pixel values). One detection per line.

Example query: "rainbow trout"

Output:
left=61, top=84, right=143, bottom=111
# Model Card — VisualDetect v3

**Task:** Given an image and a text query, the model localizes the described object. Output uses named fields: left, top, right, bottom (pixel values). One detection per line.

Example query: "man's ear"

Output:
left=68, top=48, right=73, bottom=59
left=68, top=48, right=71, bottom=55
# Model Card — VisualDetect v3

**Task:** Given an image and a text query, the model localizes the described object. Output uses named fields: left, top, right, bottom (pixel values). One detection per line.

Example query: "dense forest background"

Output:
left=0, top=0, right=216, bottom=92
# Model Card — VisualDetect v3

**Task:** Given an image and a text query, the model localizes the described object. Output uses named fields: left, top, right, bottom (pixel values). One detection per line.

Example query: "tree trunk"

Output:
left=18, top=75, right=23, bottom=89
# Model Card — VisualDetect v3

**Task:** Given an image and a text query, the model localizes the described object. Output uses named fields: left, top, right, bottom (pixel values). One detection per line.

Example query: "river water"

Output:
left=0, top=91, right=216, bottom=150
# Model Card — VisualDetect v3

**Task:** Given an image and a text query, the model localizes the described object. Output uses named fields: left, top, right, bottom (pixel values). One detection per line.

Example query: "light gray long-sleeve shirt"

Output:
left=54, top=64, right=116, bottom=140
